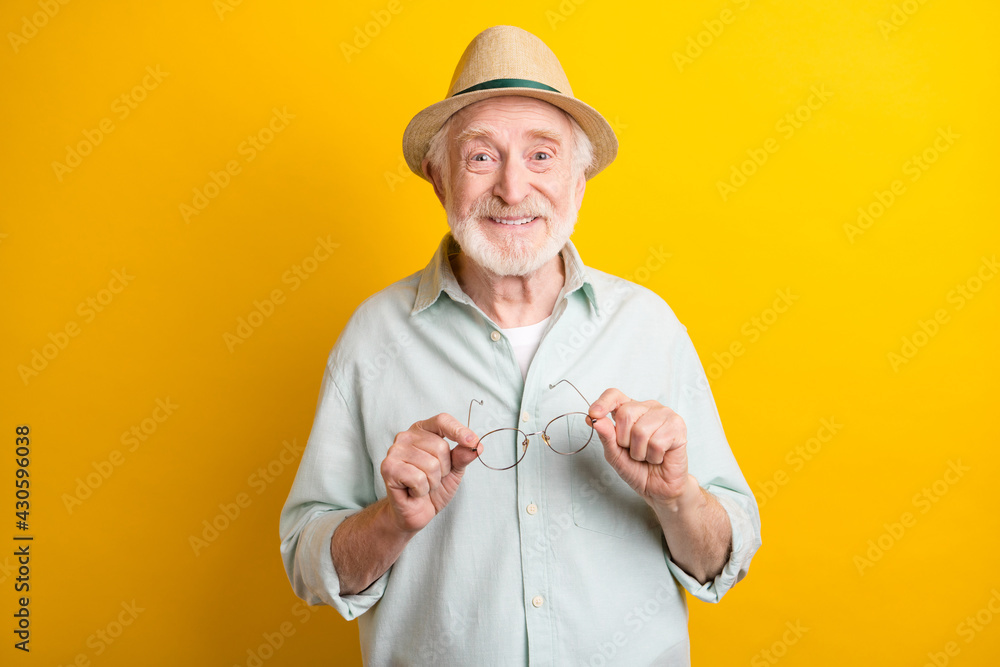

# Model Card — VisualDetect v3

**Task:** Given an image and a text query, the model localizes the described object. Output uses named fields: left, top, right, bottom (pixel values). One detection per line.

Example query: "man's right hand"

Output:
left=379, top=414, right=481, bottom=534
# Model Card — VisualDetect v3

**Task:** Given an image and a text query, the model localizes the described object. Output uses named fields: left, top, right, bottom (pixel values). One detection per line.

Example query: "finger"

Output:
left=593, top=415, right=636, bottom=478
left=383, top=459, right=431, bottom=498
left=400, top=445, right=447, bottom=491
left=645, top=422, right=678, bottom=466
left=638, top=409, right=675, bottom=465
left=628, top=409, right=667, bottom=462
left=612, top=401, right=654, bottom=449
left=588, top=387, right=631, bottom=421
left=644, top=432, right=666, bottom=465
left=406, top=430, right=453, bottom=479
left=450, top=438, right=481, bottom=473
left=418, top=413, right=479, bottom=450
left=591, top=413, right=618, bottom=449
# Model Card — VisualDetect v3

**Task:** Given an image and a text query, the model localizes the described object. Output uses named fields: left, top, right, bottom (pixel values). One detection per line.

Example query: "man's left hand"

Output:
left=588, top=388, right=689, bottom=506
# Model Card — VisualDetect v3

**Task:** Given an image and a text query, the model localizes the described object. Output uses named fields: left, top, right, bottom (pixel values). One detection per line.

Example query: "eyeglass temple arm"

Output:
left=548, top=379, right=591, bottom=407
left=467, top=399, right=484, bottom=429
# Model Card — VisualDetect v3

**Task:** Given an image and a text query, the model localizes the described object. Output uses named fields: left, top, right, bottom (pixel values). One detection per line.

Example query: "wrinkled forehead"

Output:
left=448, top=96, right=573, bottom=146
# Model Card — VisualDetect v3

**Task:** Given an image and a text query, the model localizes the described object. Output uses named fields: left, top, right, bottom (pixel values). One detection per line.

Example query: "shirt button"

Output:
left=526, top=503, right=538, bottom=515
left=531, top=595, right=544, bottom=608
left=490, top=331, right=501, bottom=342
left=520, top=411, right=530, bottom=422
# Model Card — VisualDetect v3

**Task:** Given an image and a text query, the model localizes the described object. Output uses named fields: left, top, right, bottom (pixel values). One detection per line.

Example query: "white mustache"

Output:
left=468, top=195, right=555, bottom=221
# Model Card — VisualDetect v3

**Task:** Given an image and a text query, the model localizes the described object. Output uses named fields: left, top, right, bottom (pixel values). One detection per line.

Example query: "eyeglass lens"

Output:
left=476, top=412, right=594, bottom=470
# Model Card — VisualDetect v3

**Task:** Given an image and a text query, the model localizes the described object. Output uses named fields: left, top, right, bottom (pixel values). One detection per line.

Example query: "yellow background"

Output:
left=2, top=0, right=998, bottom=665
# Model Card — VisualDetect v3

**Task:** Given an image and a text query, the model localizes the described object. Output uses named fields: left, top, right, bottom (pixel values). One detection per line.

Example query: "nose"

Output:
left=492, top=156, right=531, bottom=206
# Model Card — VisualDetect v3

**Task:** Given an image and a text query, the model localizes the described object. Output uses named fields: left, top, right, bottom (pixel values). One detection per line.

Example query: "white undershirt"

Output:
left=499, top=316, right=551, bottom=380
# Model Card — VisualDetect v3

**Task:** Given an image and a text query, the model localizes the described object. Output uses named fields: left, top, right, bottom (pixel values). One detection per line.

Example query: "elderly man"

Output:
left=280, top=25, right=761, bottom=666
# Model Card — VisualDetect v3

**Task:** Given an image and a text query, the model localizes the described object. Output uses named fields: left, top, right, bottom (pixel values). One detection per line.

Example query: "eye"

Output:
left=471, top=153, right=490, bottom=162
left=533, top=152, right=552, bottom=160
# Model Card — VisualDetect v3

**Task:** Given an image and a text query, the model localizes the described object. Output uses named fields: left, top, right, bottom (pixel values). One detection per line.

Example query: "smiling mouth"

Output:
left=488, top=216, right=538, bottom=226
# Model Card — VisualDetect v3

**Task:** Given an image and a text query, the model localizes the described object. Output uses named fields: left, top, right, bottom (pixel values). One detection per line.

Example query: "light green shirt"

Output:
left=279, top=233, right=761, bottom=666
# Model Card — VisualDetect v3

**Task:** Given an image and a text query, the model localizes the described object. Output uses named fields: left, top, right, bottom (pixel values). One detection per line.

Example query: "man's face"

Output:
left=431, top=96, right=587, bottom=277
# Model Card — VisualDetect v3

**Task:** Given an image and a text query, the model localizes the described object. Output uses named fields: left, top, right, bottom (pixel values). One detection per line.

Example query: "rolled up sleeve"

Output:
left=664, top=486, right=761, bottom=603
left=279, top=363, right=385, bottom=619
left=280, top=507, right=390, bottom=618
left=664, top=331, right=762, bottom=603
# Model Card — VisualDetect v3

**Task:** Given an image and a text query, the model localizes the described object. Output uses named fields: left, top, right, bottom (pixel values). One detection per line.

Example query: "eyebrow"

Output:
left=454, top=123, right=565, bottom=146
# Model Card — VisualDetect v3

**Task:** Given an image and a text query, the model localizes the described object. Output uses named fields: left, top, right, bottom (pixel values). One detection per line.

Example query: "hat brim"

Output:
left=402, top=87, right=618, bottom=182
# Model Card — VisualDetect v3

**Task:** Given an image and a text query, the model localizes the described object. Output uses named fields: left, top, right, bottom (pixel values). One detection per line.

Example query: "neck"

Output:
left=451, top=251, right=565, bottom=329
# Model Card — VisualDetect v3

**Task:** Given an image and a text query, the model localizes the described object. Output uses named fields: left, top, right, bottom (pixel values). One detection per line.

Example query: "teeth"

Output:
left=490, top=217, right=535, bottom=225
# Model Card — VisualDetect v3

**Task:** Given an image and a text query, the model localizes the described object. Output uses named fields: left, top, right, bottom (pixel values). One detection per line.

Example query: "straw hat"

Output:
left=402, top=25, right=618, bottom=181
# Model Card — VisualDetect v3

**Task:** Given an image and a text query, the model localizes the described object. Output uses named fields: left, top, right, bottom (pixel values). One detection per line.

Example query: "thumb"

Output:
left=589, top=414, right=617, bottom=448
left=588, top=415, right=636, bottom=482
left=449, top=438, right=481, bottom=474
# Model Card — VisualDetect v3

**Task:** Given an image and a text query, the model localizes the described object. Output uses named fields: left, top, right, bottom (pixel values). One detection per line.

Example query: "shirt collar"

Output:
left=411, top=232, right=600, bottom=317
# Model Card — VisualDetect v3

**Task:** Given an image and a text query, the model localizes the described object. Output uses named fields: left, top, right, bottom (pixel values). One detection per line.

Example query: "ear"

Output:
left=423, top=158, right=447, bottom=207
left=574, top=172, right=587, bottom=210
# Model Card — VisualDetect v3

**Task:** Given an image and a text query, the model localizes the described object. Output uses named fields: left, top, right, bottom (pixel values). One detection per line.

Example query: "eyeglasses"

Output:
left=467, top=379, right=595, bottom=471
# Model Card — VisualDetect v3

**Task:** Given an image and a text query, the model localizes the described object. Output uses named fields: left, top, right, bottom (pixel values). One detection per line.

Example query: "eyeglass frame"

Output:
left=465, top=379, right=596, bottom=471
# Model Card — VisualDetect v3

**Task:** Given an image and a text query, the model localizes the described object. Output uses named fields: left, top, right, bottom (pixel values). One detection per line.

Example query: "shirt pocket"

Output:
left=569, top=439, right=660, bottom=538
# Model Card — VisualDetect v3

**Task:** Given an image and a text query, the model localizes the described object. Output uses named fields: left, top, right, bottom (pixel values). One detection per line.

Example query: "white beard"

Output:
left=447, top=191, right=577, bottom=277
